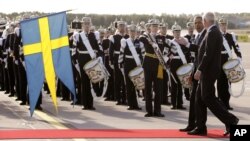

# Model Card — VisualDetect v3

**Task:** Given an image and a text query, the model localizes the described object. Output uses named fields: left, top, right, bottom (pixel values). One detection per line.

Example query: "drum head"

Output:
left=223, top=59, right=239, bottom=70
left=129, top=67, right=144, bottom=77
left=84, top=59, right=99, bottom=70
left=176, top=63, right=193, bottom=75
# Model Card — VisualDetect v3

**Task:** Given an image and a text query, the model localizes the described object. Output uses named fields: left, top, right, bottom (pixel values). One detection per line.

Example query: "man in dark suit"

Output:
left=187, top=12, right=239, bottom=136
left=179, top=15, right=207, bottom=132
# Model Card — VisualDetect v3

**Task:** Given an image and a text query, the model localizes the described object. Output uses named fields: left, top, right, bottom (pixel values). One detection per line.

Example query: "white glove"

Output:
left=110, top=64, right=114, bottom=69
left=15, top=60, right=19, bottom=65
left=163, top=55, right=169, bottom=63
left=75, top=63, right=80, bottom=73
left=237, top=57, right=242, bottom=63
left=97, top=56, right=103, bottom=64
left=22, top=62, right=25, bottom=67
left=120, top=67, right=125, bottom=75
left=152, top=43, right=158, bottom=48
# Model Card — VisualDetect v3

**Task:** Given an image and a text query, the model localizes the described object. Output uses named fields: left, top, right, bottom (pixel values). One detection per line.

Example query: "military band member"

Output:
left=159, top=19, right=174, bottom=40
left=0, top=20, right=6, bottom=91
left=75, top=17, right=102, bottom=110
left=102, top=28, right=115, bottom=101
left=118, top=23, right=144, bottom=110
left=109, top=20, right=129, bottom=105
left=1, top=27, right=10, bottom=94
left=217, top=17, right=242, bottom=110
left=71, top=24, right=82, bottom=105
left=169, top=23, right=189, bottom=110
left=159, top=20, right=171, bottom=105
left=13, top=21, right=28, bottom=105
left=182, top=22, right=195, bottom=101
left=4, top=23, right=16, bottom=97
left=184, top=22, right=196, bottom=44
left=139, top=19, right=169, bottom=117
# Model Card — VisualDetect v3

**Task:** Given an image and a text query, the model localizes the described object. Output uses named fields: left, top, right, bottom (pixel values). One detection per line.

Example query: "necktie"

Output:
left=195, top=34, right=200, bottom=45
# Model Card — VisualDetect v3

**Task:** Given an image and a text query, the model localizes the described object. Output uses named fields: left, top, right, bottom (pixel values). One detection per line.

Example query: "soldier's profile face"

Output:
left=160, top=27, right=167, bottom=35
left=150, top=24, right=158, bottom=33
left=128, top=30, right=136, bottom=37
left=118, top=24, right=125, bottom=33
left=219, top=23, right=227, bottom=32
left=173, top=30, right=181, bottom=38
left=82, top=22, right=91, bottom=31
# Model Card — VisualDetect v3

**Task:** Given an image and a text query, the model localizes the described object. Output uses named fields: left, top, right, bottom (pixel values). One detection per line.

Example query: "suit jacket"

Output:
left=197, top=25, right=223, bottom=80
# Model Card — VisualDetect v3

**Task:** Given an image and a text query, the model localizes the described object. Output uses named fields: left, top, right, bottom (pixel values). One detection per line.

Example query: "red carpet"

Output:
left=0, top=129, right=229, bottom=139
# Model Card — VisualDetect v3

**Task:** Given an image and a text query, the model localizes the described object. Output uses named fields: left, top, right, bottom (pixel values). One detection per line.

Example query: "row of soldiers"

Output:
left=0, top=15, right=242, bottom=118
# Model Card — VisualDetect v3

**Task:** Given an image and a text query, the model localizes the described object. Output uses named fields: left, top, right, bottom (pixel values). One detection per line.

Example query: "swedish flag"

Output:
left=20, top=12, right=76, bottom=116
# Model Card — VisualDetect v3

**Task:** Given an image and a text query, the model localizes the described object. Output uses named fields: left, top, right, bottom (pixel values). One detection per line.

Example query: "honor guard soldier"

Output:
left=169, top=22, right=189, bottom=110
left=75, top=17, right=102, bottom=110
left=101, top=28, right=115, bottom=101
left=217, top=17, right=242, bottom=110
left=71, top=17, right=83, bottom=105
left=13, top=20, right=28, bottom=105
left=2, top=23, right=11, bottom=94
left=4, top=23, right=16, bottom=97
left=0, top=17, right=6, bottom=91
left=182, top=22, right=195, bottom=101
left=109, top=19, right=129, bottom=105
left=184, top=22, right=196, bottom=43
left=139, top=18, right=170, bottom=117
left=159, top=19, right=174, bottom=40
left=118, top=23, right=145, bottom=110
left=159, top=19, right=172, bottom=106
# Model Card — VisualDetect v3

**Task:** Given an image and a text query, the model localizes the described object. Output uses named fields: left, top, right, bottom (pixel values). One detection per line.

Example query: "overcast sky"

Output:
left=1, top=0, right=249, bottom=15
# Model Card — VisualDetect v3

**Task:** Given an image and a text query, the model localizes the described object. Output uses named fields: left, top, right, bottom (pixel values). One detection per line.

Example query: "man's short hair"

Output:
left=194, top=15, right=203, bottom=21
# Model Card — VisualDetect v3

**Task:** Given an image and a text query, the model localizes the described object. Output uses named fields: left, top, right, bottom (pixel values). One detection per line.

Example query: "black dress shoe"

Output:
left=8, top=94, right=14, bottom=97
left=179, top=126, right=195, bottom=132
left=154, top=112, right=165, bottom=117
left=188, top=128, right=207, bottom=136
left=144, top=113, right=153, bottom=117
left=4, top=91, right=10, bottom=94
left=116, top=102, right=122, bottom=105
left=224, top=118, right=239, bottom=136
left=104, top=98, right=111, bottom=101
left=171, top=106, right=176, bottom=110
left=20, top=102, right=26, bottom=105
left=15, top=98, right=21, bottom=101
left=227, top=106, right=234, bottom=110
left=127, top=107, right=142, bottom=110
left=127, top=107, right=134, bottom=110
left=162, top=102, right=171, bottom=106
left=35, top=106, right=43, bottom=111
left=82, top=107, right=96, bottom=110
left=177, top=106, right=186, bottom=110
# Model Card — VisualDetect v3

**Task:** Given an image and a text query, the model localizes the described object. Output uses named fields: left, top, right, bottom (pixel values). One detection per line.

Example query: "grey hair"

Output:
left=203, top=12, right=215, bottom=24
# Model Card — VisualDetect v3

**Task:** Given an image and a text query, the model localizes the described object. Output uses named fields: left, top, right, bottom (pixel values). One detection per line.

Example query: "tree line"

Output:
left=1, top=12, right=250, bottom=29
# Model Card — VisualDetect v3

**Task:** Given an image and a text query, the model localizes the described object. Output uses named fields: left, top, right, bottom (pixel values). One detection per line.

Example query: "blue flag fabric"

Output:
left=20, top=12, right=76, bottom=116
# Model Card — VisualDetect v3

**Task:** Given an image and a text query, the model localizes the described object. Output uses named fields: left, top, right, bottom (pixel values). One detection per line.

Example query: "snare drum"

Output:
left=176, top=63, right=193, bottom=88
left=83, top=58, right=106, bottom=83
left=223, top=59, right=245, bottom=83
left=128, top=67, right=145, bottom=90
